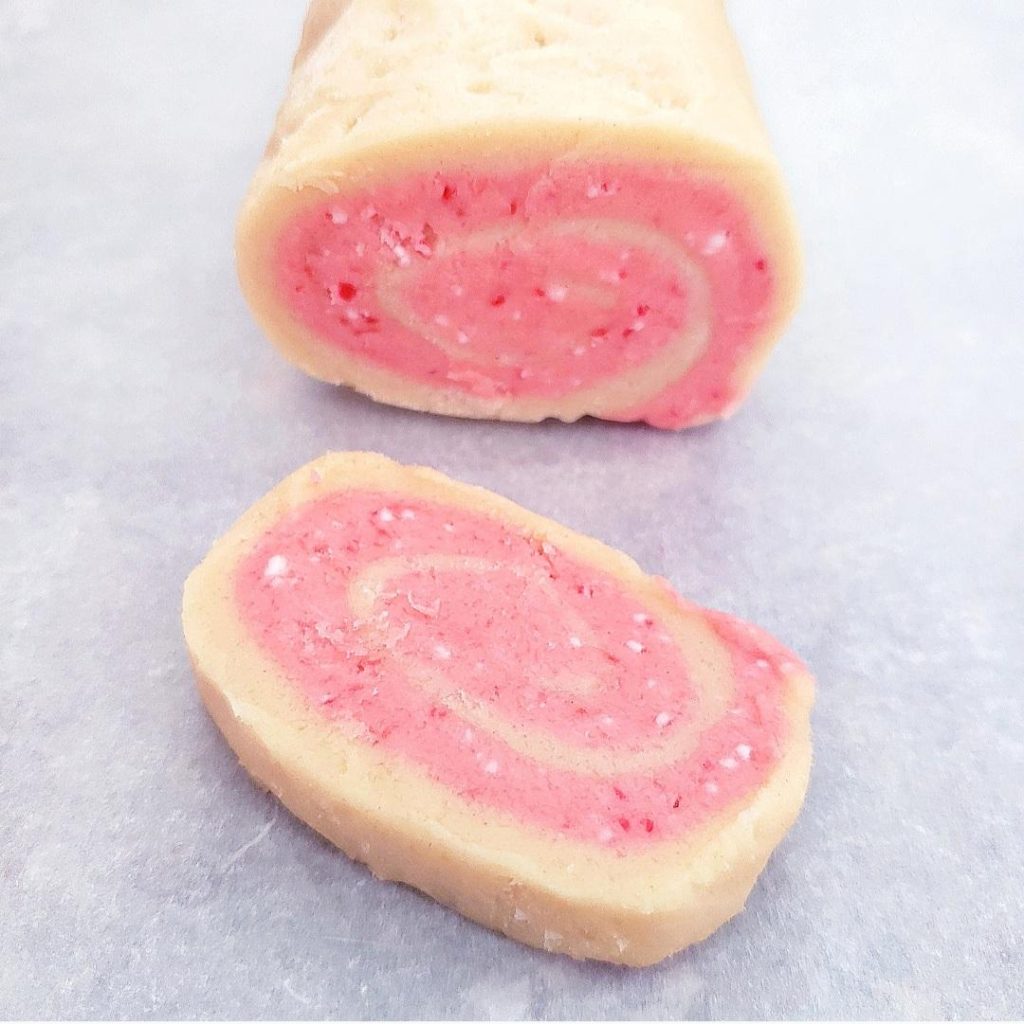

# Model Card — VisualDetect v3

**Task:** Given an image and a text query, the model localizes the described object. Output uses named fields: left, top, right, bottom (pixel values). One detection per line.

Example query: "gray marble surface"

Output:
left=2, top=1, right=1022, bottom=1018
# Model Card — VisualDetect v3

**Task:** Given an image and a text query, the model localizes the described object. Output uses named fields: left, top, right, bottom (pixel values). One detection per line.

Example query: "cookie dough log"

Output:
left=236, top=1, right=802, bottom=428
left=183, top=453, right=815, bottom=965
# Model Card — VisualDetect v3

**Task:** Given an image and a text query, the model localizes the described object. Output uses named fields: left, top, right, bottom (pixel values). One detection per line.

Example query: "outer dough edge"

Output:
left=182, top=451, right=814, bottom=965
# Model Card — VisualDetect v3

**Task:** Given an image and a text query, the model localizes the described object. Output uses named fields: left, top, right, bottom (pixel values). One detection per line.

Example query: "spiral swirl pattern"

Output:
left=237, top=489, right=796, bottom=847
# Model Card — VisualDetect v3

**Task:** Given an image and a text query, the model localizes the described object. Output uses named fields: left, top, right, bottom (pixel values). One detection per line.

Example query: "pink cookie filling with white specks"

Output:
left=235, top=492, right=799, bottom=848
left=277, top=162, right=775, bottom=427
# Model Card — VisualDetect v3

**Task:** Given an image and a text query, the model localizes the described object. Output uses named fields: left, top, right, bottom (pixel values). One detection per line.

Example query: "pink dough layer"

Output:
left=277, top=162, right=775, bottom=427
left=235, top=492, right=799, bottom=848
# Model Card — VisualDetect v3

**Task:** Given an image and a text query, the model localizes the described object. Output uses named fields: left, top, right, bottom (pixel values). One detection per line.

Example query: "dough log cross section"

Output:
left=183, top=453, right=814, bottom=964
left=237, top=0, right=802, bottom=428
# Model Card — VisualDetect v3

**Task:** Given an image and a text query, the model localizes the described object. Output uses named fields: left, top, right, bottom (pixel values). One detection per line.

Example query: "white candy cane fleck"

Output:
left=568, top=635, right=582, bottom=648
left=483, top=760, right=499, bottom=775
left=406, top=592, right=439, bottom=617
left=703, top=231, right=728, bottom=254
left=400, top=509, right=415, bottom=520
left=264, top=555, right=288, bottom=578
left=736, top=743, right=752, bottom=760
left=433, top=643, right=451, bottom=660
left=546, top=284, right=568, bottom=302
left=626, top=639, right=645, bottom=654
left=329, top=208, right=348, bottom=224
left=377, top=507, right=395, bottom=523
left=632, top=612, right=651, bottom=625
left=720, top=756, right=738, bottom=769
left=655, top=711, right=673, bottom=728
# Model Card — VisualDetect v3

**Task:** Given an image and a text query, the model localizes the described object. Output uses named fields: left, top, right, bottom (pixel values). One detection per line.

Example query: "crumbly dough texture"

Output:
left=237, top=0, right=802, bottom=426
left=183, top=452, right=814, bottom=965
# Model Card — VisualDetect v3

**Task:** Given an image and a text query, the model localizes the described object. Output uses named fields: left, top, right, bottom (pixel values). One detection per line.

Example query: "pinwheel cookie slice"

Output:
left=183, top=453, right=814, bottom=965
left=237, top=0, right=802, bottom=428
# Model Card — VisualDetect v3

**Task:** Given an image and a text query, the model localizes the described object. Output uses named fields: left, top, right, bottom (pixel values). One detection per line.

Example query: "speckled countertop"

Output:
left=1, top=1, right=1022, bottom=1018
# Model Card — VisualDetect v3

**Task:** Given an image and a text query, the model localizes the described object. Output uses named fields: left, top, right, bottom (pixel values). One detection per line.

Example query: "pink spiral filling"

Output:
left=278, top=162, right=776, bottom=426
left=236, top=492, right=798, bottom=847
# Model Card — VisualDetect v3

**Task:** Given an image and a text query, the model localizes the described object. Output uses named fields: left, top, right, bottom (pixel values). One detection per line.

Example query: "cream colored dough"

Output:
left=183, top=452, right=814, bottom=965
left=236, top=1, right=802, bottom=424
